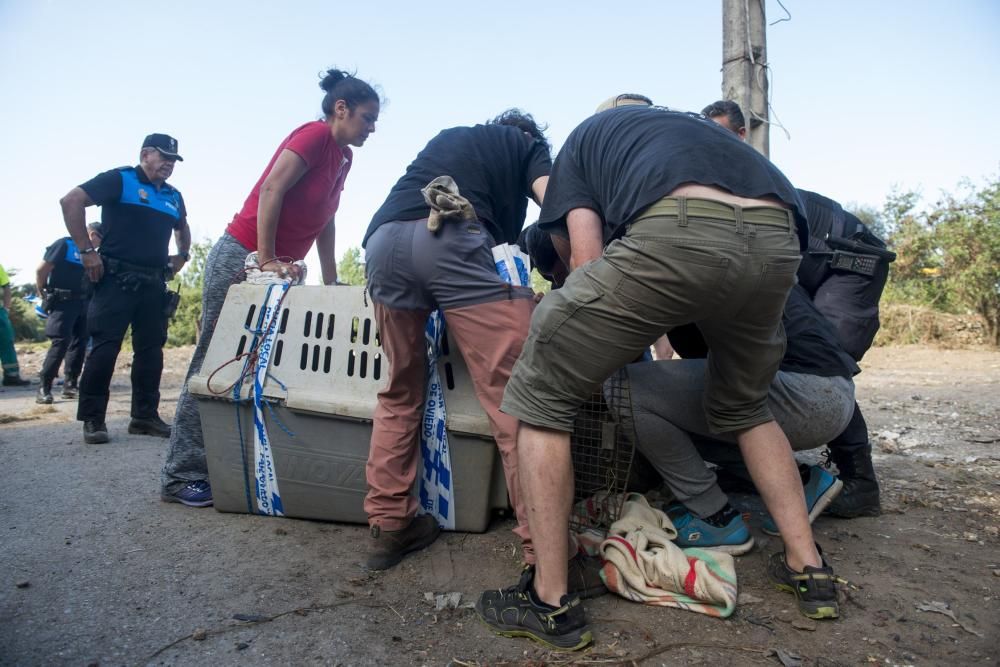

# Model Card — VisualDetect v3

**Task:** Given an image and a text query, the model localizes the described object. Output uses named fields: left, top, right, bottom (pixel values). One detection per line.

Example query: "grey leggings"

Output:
left=624, top=359, right=855, bottom=517
left=161, top=233, right=249, bottom=493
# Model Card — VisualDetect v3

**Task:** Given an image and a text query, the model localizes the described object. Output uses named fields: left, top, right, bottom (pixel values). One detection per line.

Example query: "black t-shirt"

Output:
left=79, top=165, right=186, bottom=268
left=538, top=106, right=807, bottom=249
left=364, top=124, right=552, bottom=246
left=668, top=284, right=859, bottom=379
left=42, top=237, right=86, bottom=294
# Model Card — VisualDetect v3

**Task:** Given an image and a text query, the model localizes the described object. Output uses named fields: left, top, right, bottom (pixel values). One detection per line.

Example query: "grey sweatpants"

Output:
left=161, top=233, right=249, bottom=493
left=625, top=359, right=855, bottom=517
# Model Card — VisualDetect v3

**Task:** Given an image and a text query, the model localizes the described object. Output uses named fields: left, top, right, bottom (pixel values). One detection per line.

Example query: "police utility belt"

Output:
left=103, top=256, right=168, bottom=285
left=101, top=256, right=181, bottom=319
left=44, top=287, right=85, bottom=302
left=42, top=287, right=85, bottom=313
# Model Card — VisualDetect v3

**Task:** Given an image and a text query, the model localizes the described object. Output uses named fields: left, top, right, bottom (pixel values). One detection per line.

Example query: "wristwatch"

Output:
left=80, top=247, right=97, bottom=255
left=179, top=251, right=190, bottom=261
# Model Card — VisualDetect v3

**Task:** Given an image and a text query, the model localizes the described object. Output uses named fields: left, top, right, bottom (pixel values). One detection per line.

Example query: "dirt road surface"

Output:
left=1, top=345, right=998, bottom=666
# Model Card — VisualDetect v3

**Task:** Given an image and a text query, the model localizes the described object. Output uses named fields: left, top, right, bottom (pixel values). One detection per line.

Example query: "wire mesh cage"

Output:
left=569, top=367, right=637, bottom=535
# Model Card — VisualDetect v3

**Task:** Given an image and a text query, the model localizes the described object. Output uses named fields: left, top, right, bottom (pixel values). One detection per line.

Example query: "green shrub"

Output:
left=166, top=240, right=212, bottom=348
left=882, top=178, right=1000, bottom=345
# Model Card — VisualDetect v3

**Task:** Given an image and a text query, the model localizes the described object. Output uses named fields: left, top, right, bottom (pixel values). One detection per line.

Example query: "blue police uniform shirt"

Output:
left=42, top=237, right=86, bottom=294
left=79, top=165, right=187, bottom=268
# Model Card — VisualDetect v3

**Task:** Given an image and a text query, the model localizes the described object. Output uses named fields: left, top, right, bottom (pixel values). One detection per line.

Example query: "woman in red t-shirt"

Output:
left=228, top=69, right=381, bottom=281
left=160, top=68, right=382, bottom=508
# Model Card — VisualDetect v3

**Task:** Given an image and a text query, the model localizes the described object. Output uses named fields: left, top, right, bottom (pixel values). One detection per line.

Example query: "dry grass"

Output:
left=0, top=404, right=56, bottom=424
left=875, top=303, right=992, bottom=348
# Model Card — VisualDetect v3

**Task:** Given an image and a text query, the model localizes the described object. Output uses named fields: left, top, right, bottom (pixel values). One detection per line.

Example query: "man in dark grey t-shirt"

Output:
left=476, top=103, right=841, bottom=651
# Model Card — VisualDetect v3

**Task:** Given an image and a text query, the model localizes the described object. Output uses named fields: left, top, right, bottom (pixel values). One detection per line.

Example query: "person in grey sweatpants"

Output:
left=160, top=233, right=249, bottom=505
left=622, top=284, right=859, bottom=553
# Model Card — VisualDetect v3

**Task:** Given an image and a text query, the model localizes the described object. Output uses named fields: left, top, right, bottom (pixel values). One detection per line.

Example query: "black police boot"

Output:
left=62, top=377, right=79, bottom=399
left=36, top=380, right=54, bottom=405
left=128, top=415, right=171, bottom=438
left=2, top=374, right=30, bottom=387
left=83, top=421, right=110, bottom=444
left=825, top=444, right=880, bottom=518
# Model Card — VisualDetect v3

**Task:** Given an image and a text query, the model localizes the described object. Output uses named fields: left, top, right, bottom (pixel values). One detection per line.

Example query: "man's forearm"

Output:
left=531, top=175, right=549, bottom=206
left=2, top=287, right=11, bottom=311
left=566, top=208, right=604, bottom=269
left=175, top=222, right=191, bottom=255
left=36, top=264, right=50, bottom=296
left=60, top=189, right=93, bottom=251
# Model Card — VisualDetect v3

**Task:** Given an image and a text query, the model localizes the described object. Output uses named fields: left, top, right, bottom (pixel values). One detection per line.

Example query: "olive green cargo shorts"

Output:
left=501, top=196, right=802, bottom=434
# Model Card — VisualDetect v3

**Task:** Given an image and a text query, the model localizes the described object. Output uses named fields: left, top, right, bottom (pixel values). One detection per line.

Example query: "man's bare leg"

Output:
left=517, top=422, right=573, bottom=606
left=737, top=420, right=822, bottom=571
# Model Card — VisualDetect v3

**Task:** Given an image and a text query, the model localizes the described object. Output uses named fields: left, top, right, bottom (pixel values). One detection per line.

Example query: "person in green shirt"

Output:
left=0, top=263, right=30, bottom=386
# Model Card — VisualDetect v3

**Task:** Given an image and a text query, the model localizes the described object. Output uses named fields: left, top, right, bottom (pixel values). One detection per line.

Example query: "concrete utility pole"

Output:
left=722, top=0, right=769, bottom=157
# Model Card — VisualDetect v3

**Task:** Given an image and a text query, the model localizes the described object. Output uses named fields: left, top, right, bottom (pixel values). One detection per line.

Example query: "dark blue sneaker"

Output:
left=669, top=506, right=755, bottom=555
left=161, top=481, right=213, bottom=507
left=763, top=465, right=842, bottom=535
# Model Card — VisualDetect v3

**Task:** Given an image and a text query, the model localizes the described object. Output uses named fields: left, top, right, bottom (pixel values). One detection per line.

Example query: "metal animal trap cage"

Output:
left=569, top=367, right=637, bottom=535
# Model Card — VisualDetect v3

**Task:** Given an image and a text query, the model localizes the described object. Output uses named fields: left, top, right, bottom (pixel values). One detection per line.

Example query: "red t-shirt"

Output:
left=227, top=121, right=353, bottom=260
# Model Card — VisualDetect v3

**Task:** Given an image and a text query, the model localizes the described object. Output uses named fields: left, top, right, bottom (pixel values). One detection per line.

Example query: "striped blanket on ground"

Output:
left=589, top=493, right=739, bottom=618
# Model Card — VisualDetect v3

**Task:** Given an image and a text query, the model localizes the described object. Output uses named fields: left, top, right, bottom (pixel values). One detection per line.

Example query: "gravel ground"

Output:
left=1, top=344, right=998, bottom=666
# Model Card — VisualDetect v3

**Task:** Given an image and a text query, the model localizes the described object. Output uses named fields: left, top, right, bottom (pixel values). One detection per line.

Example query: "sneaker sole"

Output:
left=128, top=425, right=171, bottom=438
left=36, top=398, right=53, bottom=405
left=763, top=478, right=844, bottom=536
left=160, top=493, right=213, bottom=508
left=772, top=582, right=840, bottom=619
left=84, top=433, right=110, bottom=444
left=683, top=536, right=756, bottom=556
left=474, top=606, right=593, bottom=651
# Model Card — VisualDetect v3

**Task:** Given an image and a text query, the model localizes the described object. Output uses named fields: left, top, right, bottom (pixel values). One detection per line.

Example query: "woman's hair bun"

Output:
left=318, top=67, right=380, bottom=116
left=320, top=68, right=348, bottom=93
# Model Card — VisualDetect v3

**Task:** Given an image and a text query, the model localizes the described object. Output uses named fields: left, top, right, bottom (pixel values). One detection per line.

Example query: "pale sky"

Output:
left=1, top=0, right=997, bottom=280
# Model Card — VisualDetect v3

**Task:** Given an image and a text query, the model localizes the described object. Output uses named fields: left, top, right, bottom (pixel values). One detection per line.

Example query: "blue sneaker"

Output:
left=161, top=481, right=213, bottom=507
left=762, top=465, right=843, bottom=536
left=669, top=507, right=755, bottom=555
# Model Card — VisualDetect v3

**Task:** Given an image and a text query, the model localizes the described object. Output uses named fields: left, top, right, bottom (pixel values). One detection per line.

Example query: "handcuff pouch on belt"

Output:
left=163, top=289, right=181, bottom=319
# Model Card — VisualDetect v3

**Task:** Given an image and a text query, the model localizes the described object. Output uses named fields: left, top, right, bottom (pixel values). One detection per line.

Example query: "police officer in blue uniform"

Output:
left=59, top=134, right=191, bottom=444
left=33, top=223, right=105, bottom=404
